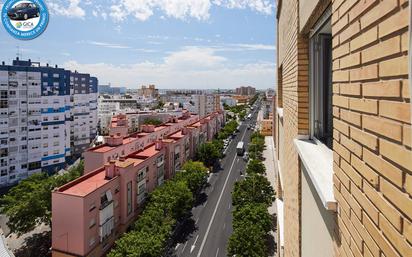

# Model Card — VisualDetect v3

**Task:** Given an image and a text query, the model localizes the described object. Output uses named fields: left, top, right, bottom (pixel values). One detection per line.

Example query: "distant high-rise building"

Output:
left=235, top=86, right=256, bottom=96
left=0, top=58, right=98, bottom=186
left=98, top=85, right=126, bottom=95
left=137, top=84, right=159, bottom=98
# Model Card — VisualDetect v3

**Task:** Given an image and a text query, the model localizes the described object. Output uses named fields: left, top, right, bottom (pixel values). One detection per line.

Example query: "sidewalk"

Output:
left=263, top=136, right=277, bottom=257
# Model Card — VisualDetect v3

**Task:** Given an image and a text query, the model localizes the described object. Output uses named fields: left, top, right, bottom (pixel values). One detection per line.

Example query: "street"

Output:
left=173, top=106, right=259, bottom=257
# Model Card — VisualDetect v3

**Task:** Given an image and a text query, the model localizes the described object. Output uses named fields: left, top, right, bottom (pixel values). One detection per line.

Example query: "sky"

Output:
left=0, top=0, right=276, bottom=90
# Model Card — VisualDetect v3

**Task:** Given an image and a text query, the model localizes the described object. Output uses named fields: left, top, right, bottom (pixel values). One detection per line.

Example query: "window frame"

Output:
left=309, top=8, right=333, bottom=149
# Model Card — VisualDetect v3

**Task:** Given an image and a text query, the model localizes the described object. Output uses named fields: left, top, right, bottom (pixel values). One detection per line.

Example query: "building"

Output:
left=220, top=95, right=237, bottom=108
left=161, top=94, right=218, bottom=118
left=98, top=85, right=126, bottom=95
left=260, top=114, right=273, bottom=136
left=99, top=110, right=185, bottom=135
left=235, top=86, right=256, bottom=96
left=97, top=94, right=159, bottom=134
left=275, top=1, right=411, bottom=257
left=0, top=58, right=98, bottom=186
left=71, top=73, right=98, bottom=158
left=51, top=111, right=225, bottom=257
left=137, top=85, right=158, bottom=98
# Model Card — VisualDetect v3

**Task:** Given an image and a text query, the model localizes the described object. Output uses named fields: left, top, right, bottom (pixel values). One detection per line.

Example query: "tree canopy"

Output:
left=0, top=161, right=84, bottom=235
left=196, top=142, right=220, bottom=168
left=109, top=161, right=208, bottom=257
left=232, top=174, right=275, bottom=207
left=143, top=118, right=163, bottom=126
left=246, top=159, right=266, bottom=175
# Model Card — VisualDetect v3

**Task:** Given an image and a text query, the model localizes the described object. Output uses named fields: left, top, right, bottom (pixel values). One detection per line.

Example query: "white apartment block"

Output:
left=0, top=58, right=98, bottom=187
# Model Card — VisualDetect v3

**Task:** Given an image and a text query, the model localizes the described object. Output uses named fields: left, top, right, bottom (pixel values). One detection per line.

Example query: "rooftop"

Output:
left=59, top=168, right=112, bottom=197
left=169, top=130, right=185, bottom=139
left=131, top=144, right=160, bottom=159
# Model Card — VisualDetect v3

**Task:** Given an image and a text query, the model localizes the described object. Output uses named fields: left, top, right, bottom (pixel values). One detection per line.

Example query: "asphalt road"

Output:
left=174, top=105, right=260, bottom=257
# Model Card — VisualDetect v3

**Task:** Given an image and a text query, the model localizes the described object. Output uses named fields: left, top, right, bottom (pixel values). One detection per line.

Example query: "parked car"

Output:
left=243, top=152, right=249, bottom=162
left=7, top=2, right=39, bottom=20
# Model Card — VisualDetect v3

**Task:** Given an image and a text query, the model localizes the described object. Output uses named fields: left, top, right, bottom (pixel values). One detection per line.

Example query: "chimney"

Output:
left=55, top=65, right=58, bottom=68
left=1, top=61, right=4, bottom=66
left=119, top=155, right=126, bottom=162
left=105, top=160, right=116, bottom=179
left=16, top=57, right=19, bottom=61
left=155, top=140, right=163, bottom=150
left=105, top=135, right=123, bottom=146
left=142, top=124, right=155, bottom=133
left=46, top=63, right=49, bottom=67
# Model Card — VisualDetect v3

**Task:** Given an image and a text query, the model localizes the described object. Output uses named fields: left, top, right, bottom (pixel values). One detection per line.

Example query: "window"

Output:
left=309, top=13, right=332, bottom=148
left=277, top=65, right=283, bottom=108
left=89, top=237, right=95, bottom=247
left=89, top=203, right=96, bottom=211
left=89, top=218, right=96, bottom=228
left=127, top=182, right=132, bottom=215
left=137, top=167, right=147, bottom=182
left=100, top=190, right=112, bottom=209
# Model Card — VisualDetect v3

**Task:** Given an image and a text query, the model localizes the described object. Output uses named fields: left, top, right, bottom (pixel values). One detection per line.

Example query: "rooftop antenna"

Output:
left=16, top=46, right=21, bottom=59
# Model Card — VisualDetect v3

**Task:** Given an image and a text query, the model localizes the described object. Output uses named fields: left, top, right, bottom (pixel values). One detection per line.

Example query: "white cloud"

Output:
left=45, top=0, right=274, bottom=21
left=48, top=0, right=85, bottom=18
left=230, top=43, right=276, bottom=51
left=109, top=0, right=273, bottom=22
left=213, top=0, right=274, bottom=15
left=110, top=0, right=211, bottom=22
left=80, top=40, right=131, bottom=49
left=62, top=47, right=275, bottom=89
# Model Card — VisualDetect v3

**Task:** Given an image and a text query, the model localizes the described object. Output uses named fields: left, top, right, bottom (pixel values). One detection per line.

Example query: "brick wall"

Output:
left=276, top=0, right=310, bottom=255
left=332, top=0, right=412, bottom=257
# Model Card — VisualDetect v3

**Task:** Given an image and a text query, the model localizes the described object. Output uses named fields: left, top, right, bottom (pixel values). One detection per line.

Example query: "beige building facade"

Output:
left=275, top=1, right=411, bottom=257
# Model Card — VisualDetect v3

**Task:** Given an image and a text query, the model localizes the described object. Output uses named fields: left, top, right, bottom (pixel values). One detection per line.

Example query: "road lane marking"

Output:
left=215, top=248, right=220, bottom=257
left=175, top=243, right=180, bottom=250
left=195, top=217, right=199, bottom=225
left=190, top=235, right=199, bottom=253
left=196, top=127, right=248, bottom=257
left=182, top=241, right=188, bottom=253
left=228, top=203, right=231, bottom=210
left=223, top=223, right=226, bottom=229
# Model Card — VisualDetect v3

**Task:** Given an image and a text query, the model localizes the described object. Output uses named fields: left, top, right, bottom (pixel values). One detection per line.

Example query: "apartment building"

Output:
left=235, top=86, right=256, bottom=96
left=97, top=95, right=159, bottom=133
left=0, top=58, right=98, bottom=186
left=137, top=84, right=158, bottom=98
left=51, top=111, right=224, bottom=257
left=275, top=1, right=411, bottom=257
left=72, top=73, right=98, bottom=158
left=162, top=94, right=218, bottom=117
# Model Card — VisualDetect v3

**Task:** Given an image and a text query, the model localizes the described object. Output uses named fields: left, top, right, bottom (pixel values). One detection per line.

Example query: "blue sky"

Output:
left=0, top=0, right=276, bottom=89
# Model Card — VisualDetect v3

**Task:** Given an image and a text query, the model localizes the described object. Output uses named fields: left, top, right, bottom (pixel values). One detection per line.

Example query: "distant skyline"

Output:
left=0, top=0, right=276, bottom=89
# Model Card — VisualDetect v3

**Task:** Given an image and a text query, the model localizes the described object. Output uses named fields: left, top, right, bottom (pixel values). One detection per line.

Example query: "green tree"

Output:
left=174, top=161, right=208, bottom=194
left=196, top=142, right=220, bottom=168
left=143, top=118, right=163, bottom=126
left=232, top=174, right=275, bottom=207
left=228, top=224, right=267, bottom=257
left=154, top=100, right=165, bottom=110
left=150, top=180, right=193, bottom=220
left=108, top=230, right=165, bottom=257
left=0, top=161, right=84, bottom=235
left=246, top=159, right=266, bottom=175
left=232, top=203, right=272, bottom=233
left=238, top=110, right=246, bottom=120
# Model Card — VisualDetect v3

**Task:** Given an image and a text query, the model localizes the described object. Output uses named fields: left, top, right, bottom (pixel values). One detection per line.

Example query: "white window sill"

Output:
left=276, top=199, right=284, bottom=247
left=294, top=138, right=337, bottom=211
left=277, top=159, right=284, bottom=189
left=276, top=107, right=283, bottom=119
